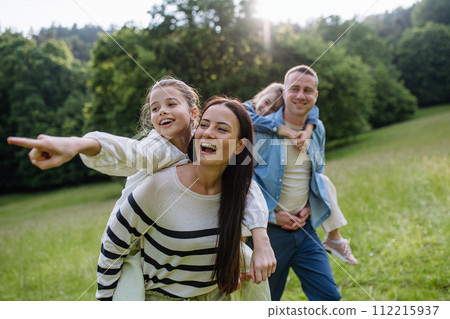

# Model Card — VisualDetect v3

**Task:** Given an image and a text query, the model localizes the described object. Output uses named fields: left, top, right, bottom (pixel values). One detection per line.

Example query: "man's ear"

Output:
left=235, top=138, right=247, bottom=155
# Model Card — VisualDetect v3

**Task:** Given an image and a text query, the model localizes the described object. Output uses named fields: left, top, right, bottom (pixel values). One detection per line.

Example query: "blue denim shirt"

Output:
left=252, top=106, right=331, bottom=229
left=243, top=101, right=320, bottom=134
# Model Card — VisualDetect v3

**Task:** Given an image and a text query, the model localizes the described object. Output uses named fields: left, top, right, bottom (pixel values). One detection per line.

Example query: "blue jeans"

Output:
left=263, top=220, right=341, bottom=301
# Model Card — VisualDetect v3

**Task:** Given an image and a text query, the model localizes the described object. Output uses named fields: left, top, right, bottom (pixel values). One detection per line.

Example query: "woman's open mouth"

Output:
left=200, top=142, right=217, bottom=154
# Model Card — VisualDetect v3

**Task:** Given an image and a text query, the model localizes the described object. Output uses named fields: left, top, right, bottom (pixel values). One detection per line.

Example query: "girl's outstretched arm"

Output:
left=79, top=131, right=188, bottom=177
left=8, top=130, right=189, bottom=177
left=7, top=134, right=100, bottom=170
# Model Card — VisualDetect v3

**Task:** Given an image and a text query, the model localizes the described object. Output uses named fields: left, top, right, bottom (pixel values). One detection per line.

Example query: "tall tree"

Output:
left=396, top=23, right=450, bottom=106
left=0, top=32, right=92, bottom=192
left=370, top=63, right=417, bottom=127
left=33, top=24, right=104, bottom=61
left=85, top=27, right=163, bottom=137
left=314, top=19, right=417, bottom=126
left=412, top=0, right=450, bottom=27
left=364, top=6, right=414, bottom=48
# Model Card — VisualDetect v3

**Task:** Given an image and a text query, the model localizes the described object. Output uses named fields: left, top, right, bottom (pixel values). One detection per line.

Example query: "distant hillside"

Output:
left=33, top=24, right=108, bottom=61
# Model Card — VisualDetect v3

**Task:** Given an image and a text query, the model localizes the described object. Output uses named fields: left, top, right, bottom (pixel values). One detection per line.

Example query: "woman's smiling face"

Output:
left=194, top=103, right=244, bottom=166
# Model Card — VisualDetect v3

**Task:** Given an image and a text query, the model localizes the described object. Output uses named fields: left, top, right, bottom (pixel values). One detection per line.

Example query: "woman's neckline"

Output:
left=172, top=166, right=221, bottom=200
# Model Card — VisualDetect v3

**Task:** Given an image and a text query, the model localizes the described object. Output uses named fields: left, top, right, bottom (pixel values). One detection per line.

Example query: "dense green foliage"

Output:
left=84, top=27, right=163, bottom=137
left=33, top=24, right=104, bottom=61
left=0, top=32, right=96, bottom=192
left=396, top=23, right=450, bottom=106
left=314, top=19, right=417, bottom=127
left=1, top=0, right=448, bottom=191
left=411, top=0, right=450, bottom=27
left=366, top=0, right=450, bottom=107
left=364, top=6, right=414, bottom=49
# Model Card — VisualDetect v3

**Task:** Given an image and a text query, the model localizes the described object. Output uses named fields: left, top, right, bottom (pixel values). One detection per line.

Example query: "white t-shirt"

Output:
left=275, top=122, right=312, bottom=214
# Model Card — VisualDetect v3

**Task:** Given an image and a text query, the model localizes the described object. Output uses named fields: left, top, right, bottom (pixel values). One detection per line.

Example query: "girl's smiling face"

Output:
left=150, top=86, right=194, bottom=138
left=255, top=91, right=284, bottom=115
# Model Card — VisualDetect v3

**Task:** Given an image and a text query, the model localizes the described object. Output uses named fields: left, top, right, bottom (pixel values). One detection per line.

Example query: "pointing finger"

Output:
left=7, top=137, right=43, bottom=149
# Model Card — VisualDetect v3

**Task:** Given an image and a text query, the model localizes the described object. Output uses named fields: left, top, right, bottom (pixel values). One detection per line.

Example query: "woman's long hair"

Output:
left=189, top=96, right=254, bottom=295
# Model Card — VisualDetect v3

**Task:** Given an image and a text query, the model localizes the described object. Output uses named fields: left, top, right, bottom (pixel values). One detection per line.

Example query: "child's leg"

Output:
left=319, top=174, right=358, bottom=265
left=319, top=174, right=348, bottom=234
left=112, top=247, right=145, bottom=300
left=328, top=228, right=341, bottom=241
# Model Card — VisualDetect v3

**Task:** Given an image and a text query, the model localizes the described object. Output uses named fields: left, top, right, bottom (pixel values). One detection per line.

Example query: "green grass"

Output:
left=1, top=105, right=449, bottom=300
left=283, top=104, right=450, bottom=301
left=0, top=182, right=123, bottom=300
left=411, top=104, right=450, bottom=120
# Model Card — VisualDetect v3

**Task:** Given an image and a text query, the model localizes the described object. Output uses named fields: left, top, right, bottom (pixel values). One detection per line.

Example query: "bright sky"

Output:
left=0, top=0, right=419, bottom=35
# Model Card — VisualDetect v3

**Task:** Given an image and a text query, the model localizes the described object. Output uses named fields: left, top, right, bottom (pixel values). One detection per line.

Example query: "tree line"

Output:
left=1, top=0, right=449, bottom=192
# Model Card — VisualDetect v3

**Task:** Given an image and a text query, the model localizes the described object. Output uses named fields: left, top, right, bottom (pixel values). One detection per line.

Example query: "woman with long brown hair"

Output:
left=97, top=97, right=264, bottom=300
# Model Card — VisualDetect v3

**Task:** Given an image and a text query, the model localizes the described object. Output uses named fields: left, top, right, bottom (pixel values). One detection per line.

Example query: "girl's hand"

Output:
left=294, top=123, right=314, bottom=152
left=7, top=134, right=100, bottom=170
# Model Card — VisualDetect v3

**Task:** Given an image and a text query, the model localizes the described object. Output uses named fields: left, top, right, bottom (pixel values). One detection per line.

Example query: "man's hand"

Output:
left=274, top=204, right=311, bottom=230
left=7, top=134, right=100, bottom=170
left=296, top=203, right=311, bottom=226
left=249, top=228, right=276, bottom=284
left=274, top=210, right=303, bottom=230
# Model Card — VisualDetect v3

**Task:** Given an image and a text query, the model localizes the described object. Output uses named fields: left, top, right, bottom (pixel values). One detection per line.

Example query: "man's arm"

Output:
left=305, top=105, right=319, bottom=127
left=309, top=122, right=326, bottom=174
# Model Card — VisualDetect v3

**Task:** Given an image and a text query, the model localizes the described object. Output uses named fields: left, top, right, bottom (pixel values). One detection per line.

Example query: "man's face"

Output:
left=283, top=72, right=318, bottom=120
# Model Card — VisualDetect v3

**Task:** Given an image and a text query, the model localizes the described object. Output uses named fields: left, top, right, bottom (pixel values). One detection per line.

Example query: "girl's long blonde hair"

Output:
left=253, top=82, right=283, bottom=103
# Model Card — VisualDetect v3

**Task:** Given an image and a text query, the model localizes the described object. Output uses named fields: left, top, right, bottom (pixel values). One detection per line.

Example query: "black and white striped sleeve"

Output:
left=96, top=193, right=151, bottom=300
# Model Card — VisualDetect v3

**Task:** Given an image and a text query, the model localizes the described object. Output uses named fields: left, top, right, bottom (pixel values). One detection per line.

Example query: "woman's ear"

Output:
left=235, top=138, right=247, bottom=155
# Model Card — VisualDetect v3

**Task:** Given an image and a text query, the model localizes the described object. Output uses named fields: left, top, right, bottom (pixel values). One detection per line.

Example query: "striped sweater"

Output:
left=96, top=166, right=222, bottom=300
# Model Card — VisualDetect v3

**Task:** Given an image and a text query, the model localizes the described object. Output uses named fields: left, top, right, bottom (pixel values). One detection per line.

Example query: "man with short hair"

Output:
left=251, top=65, right=341, bottom=301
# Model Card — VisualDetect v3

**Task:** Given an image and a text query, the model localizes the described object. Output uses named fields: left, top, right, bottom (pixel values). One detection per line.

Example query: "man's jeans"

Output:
left=252, top=219, right=341, bottom=301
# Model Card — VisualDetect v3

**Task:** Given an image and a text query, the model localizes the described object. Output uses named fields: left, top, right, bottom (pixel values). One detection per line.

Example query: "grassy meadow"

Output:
left=1, top=105, right=449, bottom=301
left=283, top=105, right=450, bottom=301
